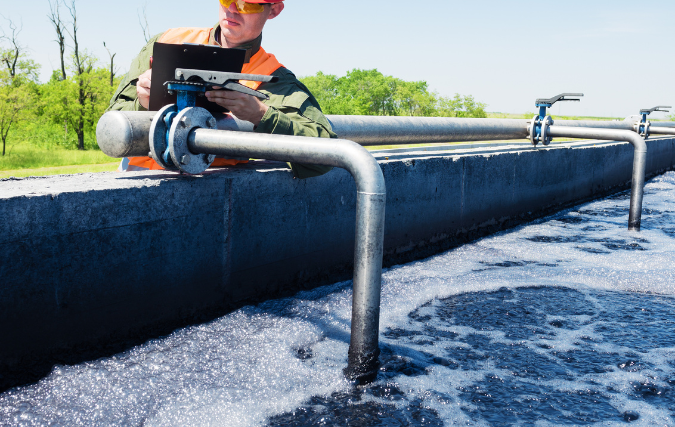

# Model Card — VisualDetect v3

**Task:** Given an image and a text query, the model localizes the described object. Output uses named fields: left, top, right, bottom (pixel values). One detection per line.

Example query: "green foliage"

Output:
left=38, top=52, right=117, bottom=150
left=0, top=57, right=39, bottom=155
left=0, top=47, right=40, bottom=84
left=434, top=94, right=487, bottom=118
left=41, top=64, right=115, bottom=138
left=301, top=69, right=487, bottom=118
left=10, top=117, right=99, bottom=150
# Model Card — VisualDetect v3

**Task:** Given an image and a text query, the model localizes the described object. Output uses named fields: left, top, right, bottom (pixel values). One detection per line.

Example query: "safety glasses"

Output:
left=219, top=0, right=266, bottom=14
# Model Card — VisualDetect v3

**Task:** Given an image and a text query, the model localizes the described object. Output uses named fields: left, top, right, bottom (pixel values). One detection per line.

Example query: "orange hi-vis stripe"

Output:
left=127, top=27, right=283, bottom=170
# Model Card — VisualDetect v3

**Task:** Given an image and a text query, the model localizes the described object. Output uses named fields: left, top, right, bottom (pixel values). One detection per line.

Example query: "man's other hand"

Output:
left=205, top=89, right=269, bottom=126
left=137, top=69, right=152, bottom=110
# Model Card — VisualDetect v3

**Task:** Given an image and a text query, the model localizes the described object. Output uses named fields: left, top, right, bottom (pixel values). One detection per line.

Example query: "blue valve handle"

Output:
left=531, top=93, right=584, bottom=146
left=637, top=106, right=671, bottom=138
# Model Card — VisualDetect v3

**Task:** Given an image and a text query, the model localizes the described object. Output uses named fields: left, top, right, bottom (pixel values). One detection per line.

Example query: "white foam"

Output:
left=3, top=172, right=675, bottom=426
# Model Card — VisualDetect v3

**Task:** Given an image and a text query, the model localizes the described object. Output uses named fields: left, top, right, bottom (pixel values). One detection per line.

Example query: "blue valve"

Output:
left=530, top=93, right=584, bottom=146
left=637, top=106, right=671, bottom=138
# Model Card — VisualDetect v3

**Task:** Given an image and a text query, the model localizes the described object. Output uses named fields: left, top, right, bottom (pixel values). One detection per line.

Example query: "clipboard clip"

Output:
left=169, top=68, right=279, bottom=100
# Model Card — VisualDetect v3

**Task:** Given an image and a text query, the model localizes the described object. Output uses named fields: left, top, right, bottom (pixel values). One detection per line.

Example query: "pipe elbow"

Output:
left=334, top=139, right=386, bottom=196
left=627, top=133, right=647, bottom=153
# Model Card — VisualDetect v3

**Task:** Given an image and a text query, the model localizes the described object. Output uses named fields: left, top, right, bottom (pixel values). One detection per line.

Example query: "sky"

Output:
left=2, top=0, right=674, bottom=118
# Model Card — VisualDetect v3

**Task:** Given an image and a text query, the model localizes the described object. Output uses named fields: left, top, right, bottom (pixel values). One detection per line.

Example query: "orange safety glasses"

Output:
left=219, top=0, right=266, bottom=14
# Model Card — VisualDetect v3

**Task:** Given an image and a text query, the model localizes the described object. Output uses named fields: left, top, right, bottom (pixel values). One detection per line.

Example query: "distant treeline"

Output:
left=301, top=69, right=487, bottom=118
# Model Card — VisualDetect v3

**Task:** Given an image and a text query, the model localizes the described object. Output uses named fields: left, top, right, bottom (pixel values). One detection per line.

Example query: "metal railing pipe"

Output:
left=553, top=120, right=675, bottom=136
left=649, top=122, right=675, bottom=128
left=648, top=127, right=675, bottom=135
left=188, top=129, right=386, bottom=383
left=552, top=120, right=635, bottom=131
left=547, top=126, right=647, bottom=231
left=327, top=115, right=530, bottom=145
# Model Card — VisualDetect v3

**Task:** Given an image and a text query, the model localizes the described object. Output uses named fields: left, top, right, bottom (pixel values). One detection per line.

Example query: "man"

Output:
left=107, top=0, right=334, bottom=178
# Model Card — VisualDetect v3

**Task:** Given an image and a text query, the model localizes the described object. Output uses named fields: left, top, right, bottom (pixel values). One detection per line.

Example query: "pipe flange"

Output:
left=149, top=104, right=179, bottom=170
left=638, top=120, right=650, bottom=138
left=529, top=115, right=540, bottom=146
left=169, top=107, right=218, bottom=174
left=541, top=116, right=553, bottom=146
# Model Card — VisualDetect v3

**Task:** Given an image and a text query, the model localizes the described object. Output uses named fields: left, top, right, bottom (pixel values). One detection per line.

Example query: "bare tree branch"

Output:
left=47, top=0, right=67, bottom=80
left=103, top=41, right=118, bottom=86
left=64, top=0, right=82, bottom=76
left=0, top=17, right=24, bottom=79
left=138, top=4, right=151, bottom=43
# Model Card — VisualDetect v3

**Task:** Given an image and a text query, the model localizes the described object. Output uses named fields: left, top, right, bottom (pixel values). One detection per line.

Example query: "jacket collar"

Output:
left=210, top=23, right=262, bottom=64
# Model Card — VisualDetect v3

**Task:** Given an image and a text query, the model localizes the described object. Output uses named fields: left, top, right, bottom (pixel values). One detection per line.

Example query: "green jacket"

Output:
left=107, top=27, right=335, bottom=179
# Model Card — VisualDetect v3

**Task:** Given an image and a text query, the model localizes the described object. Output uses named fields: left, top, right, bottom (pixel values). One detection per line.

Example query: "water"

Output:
left=3, top=172, right=675, bottom=426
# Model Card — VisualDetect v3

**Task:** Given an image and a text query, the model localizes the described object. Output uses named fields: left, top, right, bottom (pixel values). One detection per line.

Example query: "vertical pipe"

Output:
left=548, top=126, right=647, bottom=231
left=345, top=190, right=386, bottom=382
left=628, top=148, right=647, bottom=230
left=188, top=129, right=387, bottom=382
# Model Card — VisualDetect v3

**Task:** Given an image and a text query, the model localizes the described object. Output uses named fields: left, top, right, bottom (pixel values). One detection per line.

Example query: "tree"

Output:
left=302, top=72, right=368, bottom=115
left=0, top=71, right=35, bottom=155
left=42, top=59, right=113, bottom=150
left=338, top=69, right=398, bottom=116
left=64, top=0, right=93, bottom=150
left=48, top=0, right=68, bottom=81
left=435, top=94, right=487, bottom=118
left=0, top=18, right=38, bottom=156
left=0, top=18, right=38, bottom=81
left=103, top=42, right=118, bottom=86
left=394, top=80, right=437, bottom=117
left=301, top=69, right=488, bottom=118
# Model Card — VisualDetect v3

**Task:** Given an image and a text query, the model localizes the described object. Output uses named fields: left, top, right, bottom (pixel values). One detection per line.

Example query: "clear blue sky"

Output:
left=3, top=0, right=674, bottom=118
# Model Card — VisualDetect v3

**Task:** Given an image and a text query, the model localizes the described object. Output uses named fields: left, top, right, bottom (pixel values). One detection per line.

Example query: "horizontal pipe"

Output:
left=188, top=129, right=386, bottom=383
left=97, top=111, right=253, bottom=159
left=553, top=120, right=675, bottom=136
left=649, top=127, right=675, bottom=135
left=552, top=120, right=635, bottom=131
left=548, top=126, right=646, bottom=231
left=650, top=121, right=675, bottom=128
left=96, top=111, right=673, bottom=160
left=327, top=115, right=530, bottom=145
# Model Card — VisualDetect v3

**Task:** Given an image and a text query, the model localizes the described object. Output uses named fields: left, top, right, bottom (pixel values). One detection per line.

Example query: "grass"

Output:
left=0, top=163, right=119, bottom=179
left=0, top=145, right=117, bottom=171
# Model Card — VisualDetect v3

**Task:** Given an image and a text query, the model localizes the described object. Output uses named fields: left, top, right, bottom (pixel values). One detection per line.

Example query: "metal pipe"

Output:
left=648, top=127, right=675, bottom=135
left=328, top=115, right=530, bottom=145
left=96, top=111, right=674, bottom=158
left=97, top=110, right=387, bottom=383
left=548, top=126, right=647, bottom=231
left=96, top=111, right=253, bottom=158
left=649, top=122, right=675, bottom=128
left=189, top=129, right=386, bottom=383
left=552, top=120, right=635, bottom=131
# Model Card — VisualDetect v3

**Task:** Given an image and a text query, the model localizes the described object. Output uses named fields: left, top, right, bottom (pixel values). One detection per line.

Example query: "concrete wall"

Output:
left=2, top=136, right=675, bottom=390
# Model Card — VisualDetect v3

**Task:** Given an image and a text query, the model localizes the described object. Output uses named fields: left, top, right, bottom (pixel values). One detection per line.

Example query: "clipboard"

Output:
left=149, top=42, right=247, bottom=112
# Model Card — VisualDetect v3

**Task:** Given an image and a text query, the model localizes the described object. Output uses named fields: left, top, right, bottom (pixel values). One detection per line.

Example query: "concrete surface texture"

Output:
left=1, top=136, right=674, bottom=391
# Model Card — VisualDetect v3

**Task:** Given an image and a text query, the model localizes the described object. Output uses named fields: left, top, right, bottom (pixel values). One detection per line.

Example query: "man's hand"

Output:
left=137, top=69, right=152, bottom=110
left=205, top=89, right=269, bottom=126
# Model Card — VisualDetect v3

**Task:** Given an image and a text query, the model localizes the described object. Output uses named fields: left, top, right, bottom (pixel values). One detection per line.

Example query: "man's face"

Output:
left=219, top=2, right=284, bottom=48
